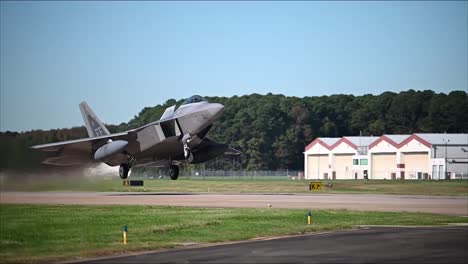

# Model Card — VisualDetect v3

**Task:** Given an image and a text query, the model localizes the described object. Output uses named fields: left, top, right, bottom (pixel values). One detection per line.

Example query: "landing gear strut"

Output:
left=183, top=145, right=192, bottom=160
left=182, top=134, right=192, bottom=160
left=169, top=165, right=179, bottom=180
left=119, top=164, right=130, bottom=179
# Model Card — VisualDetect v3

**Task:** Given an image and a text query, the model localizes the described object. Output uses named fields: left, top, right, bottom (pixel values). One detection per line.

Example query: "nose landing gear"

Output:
left=182, top=134, right=193, bottom=161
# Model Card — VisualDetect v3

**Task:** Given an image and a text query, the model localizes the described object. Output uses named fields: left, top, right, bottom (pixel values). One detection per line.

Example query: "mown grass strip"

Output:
left=2, top=177, right=468, bottom=196
left=1, top=204, right=467, bottom=263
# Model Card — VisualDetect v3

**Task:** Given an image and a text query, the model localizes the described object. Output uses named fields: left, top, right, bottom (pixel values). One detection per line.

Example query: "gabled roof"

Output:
left=343, top=136, right=379, bottom=147
left=320, top=138, right=341, bottom=146
left=368, top=134, right=431, bottom=149
left=385, top=135, right=411, bottom=144
left=368, top=135, right=399, bottom=149
left=304, top=138, right=338, bottom=151
left=398, top=134, right=431, bottom=148
left=305, top=137, right=358, bottom=151
left=305, top=133, right=467, bottom=152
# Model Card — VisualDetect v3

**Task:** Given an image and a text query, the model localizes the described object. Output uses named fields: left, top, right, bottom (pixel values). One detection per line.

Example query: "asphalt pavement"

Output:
left=73, top=226, right=468, bottom=263
left=3, top=192, right=467, bottom=215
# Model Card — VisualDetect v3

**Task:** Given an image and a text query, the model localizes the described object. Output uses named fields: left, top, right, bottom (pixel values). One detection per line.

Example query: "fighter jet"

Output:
left=31, top=95, right=239, bottom=180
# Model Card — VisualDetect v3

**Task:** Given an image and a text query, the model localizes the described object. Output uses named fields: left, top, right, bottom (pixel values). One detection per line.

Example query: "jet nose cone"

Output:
left=213, top=103, right=224, bottom=112
left=208, top=103, right=224, bottom=120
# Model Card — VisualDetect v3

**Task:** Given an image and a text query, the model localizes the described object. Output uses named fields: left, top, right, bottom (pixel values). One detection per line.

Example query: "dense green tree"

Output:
left=1, top=90, right=466, bottom=171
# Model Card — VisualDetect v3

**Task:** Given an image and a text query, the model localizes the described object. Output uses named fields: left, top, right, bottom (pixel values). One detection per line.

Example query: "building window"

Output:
left=360, top=159, right=368, bottom=165
left=353, top=159, right=359, bottom=165
left=357, top=146, right=368, bottom=155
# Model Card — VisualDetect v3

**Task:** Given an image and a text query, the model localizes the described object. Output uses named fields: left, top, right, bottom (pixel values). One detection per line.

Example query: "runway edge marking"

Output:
left=60, top=228, right=365, bottom=264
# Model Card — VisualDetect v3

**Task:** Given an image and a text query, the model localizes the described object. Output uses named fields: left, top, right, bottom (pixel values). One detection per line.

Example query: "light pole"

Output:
left=443, top=139, right=450, bottom=180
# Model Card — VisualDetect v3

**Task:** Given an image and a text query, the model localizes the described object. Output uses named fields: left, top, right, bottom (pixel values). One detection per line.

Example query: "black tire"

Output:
left=169, top=165, right=179, bottom=180
left=119, top=164, right=129, bottom=179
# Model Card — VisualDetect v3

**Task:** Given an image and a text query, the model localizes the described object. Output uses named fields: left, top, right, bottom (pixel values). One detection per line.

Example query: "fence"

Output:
left=133, top=168, right=467, bottom=180
left=135, top=169, right=303, bottom=180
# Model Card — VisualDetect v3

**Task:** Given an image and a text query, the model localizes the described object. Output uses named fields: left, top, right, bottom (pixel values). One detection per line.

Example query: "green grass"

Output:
left=1, top=204, right=467, bottom=264
left=2, top=177, right=468, bottom=196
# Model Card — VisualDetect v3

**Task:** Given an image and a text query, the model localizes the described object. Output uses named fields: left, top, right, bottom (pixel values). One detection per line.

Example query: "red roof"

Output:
left=305, top=134, right=431, bottom=152
left=305, top=137, right=357, bottom=151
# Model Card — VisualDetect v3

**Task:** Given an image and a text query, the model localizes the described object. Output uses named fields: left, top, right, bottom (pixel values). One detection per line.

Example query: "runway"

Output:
left=2, top=192, right=467, bottom=216
left=73, top=226, right=468, bottom=263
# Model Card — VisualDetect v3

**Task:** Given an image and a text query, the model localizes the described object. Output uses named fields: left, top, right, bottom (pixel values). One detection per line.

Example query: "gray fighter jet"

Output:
left=31, top=95, right=239, bottom=180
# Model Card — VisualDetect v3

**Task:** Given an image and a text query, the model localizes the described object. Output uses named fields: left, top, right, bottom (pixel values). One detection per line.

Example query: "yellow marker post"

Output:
left=307, top=211, right=312, bottom=225
left=123, top=225, right=128, bottom=244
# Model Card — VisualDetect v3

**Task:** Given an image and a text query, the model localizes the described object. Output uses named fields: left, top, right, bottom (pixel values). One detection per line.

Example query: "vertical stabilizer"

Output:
left=79, top=102, right=110, bottom=137
left=160, top=105, right=176, bottom=120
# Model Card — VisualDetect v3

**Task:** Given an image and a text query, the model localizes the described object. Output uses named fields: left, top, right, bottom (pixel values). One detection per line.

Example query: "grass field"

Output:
left=1, top=204, right=467, bottom=264
left=2, top=176, right=468, bottom=196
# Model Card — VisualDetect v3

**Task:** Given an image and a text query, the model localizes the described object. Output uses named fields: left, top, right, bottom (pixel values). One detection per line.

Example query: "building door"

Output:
left=402, top=152, right=429, bottom=179
left=371, top=153, right=396, bottom=179
left=334, top=154, right=354, bottom=179
left=307, top=155, right=328, bottom=179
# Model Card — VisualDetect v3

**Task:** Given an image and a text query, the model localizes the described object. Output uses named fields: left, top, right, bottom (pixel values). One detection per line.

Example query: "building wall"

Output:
left=351, top=155, right=370, bottom=179
left=431, top=158, right=446, bottom=180
left=432, top=145, right=468, bottom=178
left=332, top=141, right=356, bottom=154
left=304, top=134, right=467, bottom=180
left=369, top=140, right=398, bottom=153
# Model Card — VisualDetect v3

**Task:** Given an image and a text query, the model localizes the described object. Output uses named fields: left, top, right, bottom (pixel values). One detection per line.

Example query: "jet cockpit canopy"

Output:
left=182, top=95, right=207, bottom=105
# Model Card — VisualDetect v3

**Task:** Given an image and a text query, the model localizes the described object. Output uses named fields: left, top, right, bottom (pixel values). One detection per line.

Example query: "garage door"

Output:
left=307, top=155, right=328, bottom=179
left=371, top=153, right=396, bottom=179
left=403, top=152, right=429, bottom=179
left=334, top=154, right=354, bottom=179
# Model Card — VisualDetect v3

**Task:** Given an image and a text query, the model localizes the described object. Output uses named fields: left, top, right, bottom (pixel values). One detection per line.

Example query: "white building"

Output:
left=304, top=133, right=468, bottom=180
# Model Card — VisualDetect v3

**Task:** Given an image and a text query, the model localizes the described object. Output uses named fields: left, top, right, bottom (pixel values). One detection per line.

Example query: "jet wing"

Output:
left=30, top=132, right=131, bottom=165
left=224, top=146, right=242, bottom=155
left=202, top=137, right=242, bottom=155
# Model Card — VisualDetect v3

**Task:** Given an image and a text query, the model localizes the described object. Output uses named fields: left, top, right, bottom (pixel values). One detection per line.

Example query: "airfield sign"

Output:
left=309, top=181, right=322, bottom=191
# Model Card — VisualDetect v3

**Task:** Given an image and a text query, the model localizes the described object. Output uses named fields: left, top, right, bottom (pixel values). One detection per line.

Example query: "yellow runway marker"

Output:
left=123, top=225, right=128, bottom=244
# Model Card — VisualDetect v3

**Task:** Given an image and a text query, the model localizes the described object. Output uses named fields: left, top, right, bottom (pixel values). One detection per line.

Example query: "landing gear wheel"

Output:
left=119, top=164, right=129, bottom=179
left=169, top=165, right=179, bottom=180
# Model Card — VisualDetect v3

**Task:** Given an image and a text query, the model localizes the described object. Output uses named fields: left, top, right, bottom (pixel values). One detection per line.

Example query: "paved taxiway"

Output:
left=1, top=192, right=467, bottom=215
left=73, top=226, right=468, bottom=263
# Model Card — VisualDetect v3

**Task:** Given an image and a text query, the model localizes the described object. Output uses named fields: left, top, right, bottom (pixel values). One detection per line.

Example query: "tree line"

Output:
left=1, top=89, right=466, bottom=171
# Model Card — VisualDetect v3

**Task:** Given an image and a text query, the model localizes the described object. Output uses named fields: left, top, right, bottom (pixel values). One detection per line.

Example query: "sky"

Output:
left=1, top=1, right=467, bottom=132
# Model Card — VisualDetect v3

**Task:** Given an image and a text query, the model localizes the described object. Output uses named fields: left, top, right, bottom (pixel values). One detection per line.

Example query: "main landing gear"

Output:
left=119, top=154, right=135, bottom=179
left=119, top=155, right=180, bottom=180
left=169, top=164, right=179, bottom=180
left=119, top=164, right=129, bottom=179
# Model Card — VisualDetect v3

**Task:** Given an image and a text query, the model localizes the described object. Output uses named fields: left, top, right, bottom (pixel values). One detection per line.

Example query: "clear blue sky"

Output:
left=1, top=1, right=467, bottom=132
